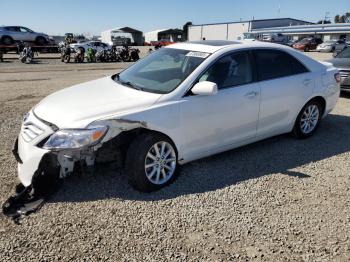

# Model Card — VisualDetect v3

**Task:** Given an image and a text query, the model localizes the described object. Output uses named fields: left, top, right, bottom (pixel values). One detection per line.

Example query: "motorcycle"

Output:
left=118, top=45, right=130, bottom=62
left=86, top=48, right=96, bottom=63
left=19, top=46, right=34, bottom=64
left=74, top=48, right=84, bottom=63
left=129, top=48, right=140, bottom=61
left=95, top=49, right=107, bottom=62
left=61, top=45, right=71, bottom=63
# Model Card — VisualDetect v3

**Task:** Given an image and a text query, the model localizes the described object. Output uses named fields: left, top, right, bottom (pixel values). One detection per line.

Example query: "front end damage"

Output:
left=2, top=111, right=148, bottom=222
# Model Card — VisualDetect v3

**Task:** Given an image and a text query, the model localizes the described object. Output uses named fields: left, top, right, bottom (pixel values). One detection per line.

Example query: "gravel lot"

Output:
left=0, top=51, right=350, bottom=261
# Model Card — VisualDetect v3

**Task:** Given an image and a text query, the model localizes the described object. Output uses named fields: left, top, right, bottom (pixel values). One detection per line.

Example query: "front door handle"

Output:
left=244, top=91, right=259, bottom=99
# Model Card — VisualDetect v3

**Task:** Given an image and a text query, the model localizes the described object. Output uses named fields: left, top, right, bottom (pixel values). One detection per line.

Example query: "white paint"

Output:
left=16, top=41, right=340, bottom=186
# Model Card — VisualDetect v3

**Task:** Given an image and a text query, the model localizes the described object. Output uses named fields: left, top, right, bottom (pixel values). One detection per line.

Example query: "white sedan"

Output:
left=14, top=40, right=340, bottom=193
left=69, top=41, right=111, bottom=52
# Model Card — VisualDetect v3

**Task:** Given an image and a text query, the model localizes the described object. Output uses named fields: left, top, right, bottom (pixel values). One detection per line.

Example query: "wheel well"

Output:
left=308, top=96, right=326, bottom=115
left=1, top=35, right=13, bottom=41
left=95, top=128, right=178, bottom=166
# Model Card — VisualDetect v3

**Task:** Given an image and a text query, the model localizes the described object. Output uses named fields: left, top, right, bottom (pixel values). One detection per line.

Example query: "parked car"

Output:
left=0, top=26, right=50, bottom=45
left=327, top=47, right=350, bottom=92
left=69, top=41, right=111, bottom=53
left=333, top=40, right=349, bottom=55
left=293, top=37, right=323, bottom=52
left=285, top=39, right=297, bottom=47
left=13, top=40, right=340, bottom=195
left=316, top=40, right=338, bottom=52
left=262, top=33, right=288, bottom=44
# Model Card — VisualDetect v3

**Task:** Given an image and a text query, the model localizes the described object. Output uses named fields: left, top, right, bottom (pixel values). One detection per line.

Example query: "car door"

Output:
left=5, top=27, right=21, bottom=41
left=253, top=49, right=313, bottom=137
left=180, top=51, right=260, bottom=160
left=19, top=27, right=35, bottom=41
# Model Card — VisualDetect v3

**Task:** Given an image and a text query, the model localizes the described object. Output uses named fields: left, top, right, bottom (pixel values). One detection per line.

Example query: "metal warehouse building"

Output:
left=101, top=27, right=143, bottom=46
left=251, top=23, right=350, bottom=41
left=188, top=18, right=311, bottom=41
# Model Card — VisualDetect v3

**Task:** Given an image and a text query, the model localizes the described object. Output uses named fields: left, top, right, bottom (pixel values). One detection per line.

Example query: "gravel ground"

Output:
left=0, top=51, right=350, bottom=261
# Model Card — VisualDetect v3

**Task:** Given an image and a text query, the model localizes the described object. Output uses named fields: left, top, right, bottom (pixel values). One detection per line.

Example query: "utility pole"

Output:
left=323, top=11, right=330, bottom=24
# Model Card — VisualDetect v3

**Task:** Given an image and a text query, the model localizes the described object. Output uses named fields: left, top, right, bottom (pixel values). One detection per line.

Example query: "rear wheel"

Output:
left=304, top=46, right=310, bottom=52
left=125, top=133, right=178, bottom=192
left=36, top=36, right=47, bottom=45
left=293, top=100, right=322, bottom=138
left=2, top=36, right=13, bottom=45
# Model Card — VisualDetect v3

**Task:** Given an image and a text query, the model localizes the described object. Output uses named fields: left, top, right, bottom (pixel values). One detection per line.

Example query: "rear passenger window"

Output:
left=254, top=49, right=309, bottom=81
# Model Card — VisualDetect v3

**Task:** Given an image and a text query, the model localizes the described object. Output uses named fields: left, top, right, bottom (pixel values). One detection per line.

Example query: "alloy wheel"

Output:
left=300, top=104, right=319, bottom=134
left=144, top=141, right=176, bottom=185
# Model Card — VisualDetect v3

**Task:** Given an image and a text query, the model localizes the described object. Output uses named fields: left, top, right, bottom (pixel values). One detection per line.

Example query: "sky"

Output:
left=1, top=0, right=349, bottom=35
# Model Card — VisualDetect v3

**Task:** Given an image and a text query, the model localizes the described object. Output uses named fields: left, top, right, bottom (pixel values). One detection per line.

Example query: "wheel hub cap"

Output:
left=300, top=104, right=319, bottom=134
left=144, top=141, right=176, bottom=185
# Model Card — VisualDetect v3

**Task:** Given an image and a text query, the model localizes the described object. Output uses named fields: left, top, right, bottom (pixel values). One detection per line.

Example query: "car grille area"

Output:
left=21, top=122, right=44, bottom=142
left=340, top=70, right=350, bottom=79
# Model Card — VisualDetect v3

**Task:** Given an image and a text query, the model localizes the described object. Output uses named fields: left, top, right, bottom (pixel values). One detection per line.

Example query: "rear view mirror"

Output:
left=192, top=81, right=218, bottom=96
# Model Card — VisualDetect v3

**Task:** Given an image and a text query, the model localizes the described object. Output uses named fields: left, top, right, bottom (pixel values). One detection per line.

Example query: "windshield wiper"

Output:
left=120, top=80, right=143, bottom=91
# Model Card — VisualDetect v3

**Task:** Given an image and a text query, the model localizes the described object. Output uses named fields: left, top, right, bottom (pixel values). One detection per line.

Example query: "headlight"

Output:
left=43, top=126, right=108, bottom=150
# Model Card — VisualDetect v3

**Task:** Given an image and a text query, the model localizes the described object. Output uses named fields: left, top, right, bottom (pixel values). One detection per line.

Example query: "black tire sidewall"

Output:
left=36, top=36, right=46, bottom=45
left=125, top=133, right=179, bottom=192
left=2, top=36, right=13, bottom=45
left=293, top=101, right=322, bottom=138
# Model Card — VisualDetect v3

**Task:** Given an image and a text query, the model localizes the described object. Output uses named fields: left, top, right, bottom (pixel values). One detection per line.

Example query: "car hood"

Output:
left=326, top=58, right=350, bottom=70
left=34, top=76, right=162, bottom=128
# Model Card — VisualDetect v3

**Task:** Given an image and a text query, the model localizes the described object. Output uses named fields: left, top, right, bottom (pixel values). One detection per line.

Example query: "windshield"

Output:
left=336, top=47, right=350, bottom=58
left=115, top=48, right=209, bottom=94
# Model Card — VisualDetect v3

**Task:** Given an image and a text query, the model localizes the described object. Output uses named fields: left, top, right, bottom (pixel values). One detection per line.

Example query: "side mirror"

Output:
left=192, top=81, right=218, bottom=96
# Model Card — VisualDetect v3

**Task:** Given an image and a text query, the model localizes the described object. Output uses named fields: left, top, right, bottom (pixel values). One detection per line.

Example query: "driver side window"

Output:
left=199, top=51, right=253, bottom=89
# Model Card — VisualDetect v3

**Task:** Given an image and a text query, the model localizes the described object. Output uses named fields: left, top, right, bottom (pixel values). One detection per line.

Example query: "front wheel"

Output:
left=293, top=101, right=322, bottom=138
left=125, top=133, right=178, bottom=192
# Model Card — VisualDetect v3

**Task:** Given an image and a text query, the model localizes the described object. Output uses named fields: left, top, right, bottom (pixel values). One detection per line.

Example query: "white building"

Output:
left=251, top=23, right=350, bottom=41
left=188, top=18, right=311, bottom=41
left=144, top=29, right=184, bottom=44
left=101, top=27, right=143, bottom=46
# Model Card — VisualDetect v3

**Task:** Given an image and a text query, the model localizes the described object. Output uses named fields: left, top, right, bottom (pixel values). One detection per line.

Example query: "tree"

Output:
left=334, top=14, right=340, bottom=23
left=182, top=22, right=193, bottom=41
left=334, top=13, right=349, bottom=23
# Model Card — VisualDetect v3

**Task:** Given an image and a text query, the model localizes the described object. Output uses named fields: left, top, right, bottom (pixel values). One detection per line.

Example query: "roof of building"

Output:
left=189, top=18, right=312, bottom=27
left=251, top=23, right=350, bottom=34
left=102, top=27, right=142, bottom=34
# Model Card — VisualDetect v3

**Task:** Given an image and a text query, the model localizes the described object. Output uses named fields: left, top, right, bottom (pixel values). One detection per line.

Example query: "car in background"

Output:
left=334, top=40, right=349, bottom=55
left=69, top=41, right=111, bottom=53
left=285, top=39, right=297, bottom=47
left=293, top=37, right=323, bottom=52
left=327, top=47, right=350, bottom=92
left=316, top=40, right=338, bottom=52
left=13, top=40, right=340, bottom=193
left=262, top=33, right=288, bottom=44
left=0, top=26, right=50, bottom=45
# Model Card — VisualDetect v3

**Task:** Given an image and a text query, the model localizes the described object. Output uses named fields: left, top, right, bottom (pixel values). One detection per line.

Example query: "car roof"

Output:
left=166, top=40, right=291, bottom=53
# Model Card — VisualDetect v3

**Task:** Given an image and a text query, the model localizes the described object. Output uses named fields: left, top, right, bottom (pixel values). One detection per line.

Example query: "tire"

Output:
left=304, top=46, right=310, bottom=52
left=36, top=36, right=47, bottom=45
left=2, top=36, right=13, bottom=45
left=125, top=132, right=179, bottom=192
left=293, top=100, right=323, bottom=139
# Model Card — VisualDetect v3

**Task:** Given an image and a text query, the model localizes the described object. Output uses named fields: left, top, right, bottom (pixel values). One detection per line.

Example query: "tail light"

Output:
left=334, top=73, right=341, bottom=83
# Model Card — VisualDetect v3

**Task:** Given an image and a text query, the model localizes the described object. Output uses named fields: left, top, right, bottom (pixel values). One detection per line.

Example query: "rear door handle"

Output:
left=244, top=91, right=259, bottom=99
